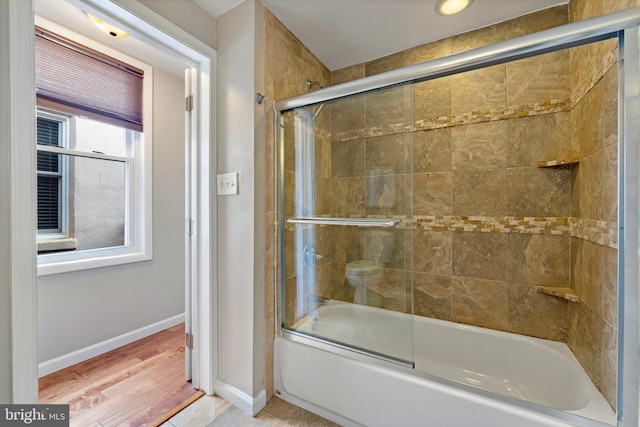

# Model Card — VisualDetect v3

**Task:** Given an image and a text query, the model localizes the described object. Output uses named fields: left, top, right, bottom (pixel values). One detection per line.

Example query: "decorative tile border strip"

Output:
left=326, top=45, right=617, bottom=143
left=410, top=215, right=617, bottom=249
left=331, top=99, right=572, bottom=142
left=570, top=217, right=618, bottom=249
left=284, top=215, right=617, bottom=248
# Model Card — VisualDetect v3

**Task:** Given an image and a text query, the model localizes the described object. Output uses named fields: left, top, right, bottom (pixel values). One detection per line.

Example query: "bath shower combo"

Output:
left=274, top=7, right=640, bottom=427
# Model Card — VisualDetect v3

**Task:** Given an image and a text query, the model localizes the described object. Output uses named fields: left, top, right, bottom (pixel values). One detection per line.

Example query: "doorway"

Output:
left=12, top=0, right=216, bottom=406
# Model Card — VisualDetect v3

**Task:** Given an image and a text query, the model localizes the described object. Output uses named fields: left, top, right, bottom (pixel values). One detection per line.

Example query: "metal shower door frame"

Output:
left=275, top=7, right=640, bottom=426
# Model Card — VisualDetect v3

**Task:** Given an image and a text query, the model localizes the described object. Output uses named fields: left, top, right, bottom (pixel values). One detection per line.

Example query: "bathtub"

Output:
left=275, top=300, right=616, bottom=427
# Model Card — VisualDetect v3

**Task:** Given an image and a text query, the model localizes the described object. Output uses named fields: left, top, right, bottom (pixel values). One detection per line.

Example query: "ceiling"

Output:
left=35, top=0, right=188, bottom=77
left=35, top=0, right=570, bottom=75
left=196, top=0, right=568, bottom=70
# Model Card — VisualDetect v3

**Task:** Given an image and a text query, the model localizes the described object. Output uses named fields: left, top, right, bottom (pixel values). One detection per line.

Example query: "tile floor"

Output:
left=161, top=395, right=341, bottom=427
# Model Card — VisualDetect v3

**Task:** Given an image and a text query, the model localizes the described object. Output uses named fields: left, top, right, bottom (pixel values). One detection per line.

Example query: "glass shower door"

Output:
left=280, top=86, right=414, bottom=366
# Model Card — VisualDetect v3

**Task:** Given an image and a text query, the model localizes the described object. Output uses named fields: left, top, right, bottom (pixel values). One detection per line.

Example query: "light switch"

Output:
left=217, top=172, right=238, bottom=195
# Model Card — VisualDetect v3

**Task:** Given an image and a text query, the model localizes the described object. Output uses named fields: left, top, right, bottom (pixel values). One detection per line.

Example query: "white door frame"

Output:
left=8, top=0, right=217, bottom=400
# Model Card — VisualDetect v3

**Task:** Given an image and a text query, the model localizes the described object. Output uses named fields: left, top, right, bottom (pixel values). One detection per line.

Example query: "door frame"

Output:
left=8, top=0, right=218, bottom=400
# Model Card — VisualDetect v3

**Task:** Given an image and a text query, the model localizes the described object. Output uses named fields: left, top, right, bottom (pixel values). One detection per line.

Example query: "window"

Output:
left=35, top=24, right=153, bottom=275
left=37, top=114, right=68, bottom=239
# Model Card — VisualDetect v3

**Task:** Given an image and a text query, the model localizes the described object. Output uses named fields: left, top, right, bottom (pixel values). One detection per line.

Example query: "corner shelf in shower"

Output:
left=536, top=158, right=579, bottom=168
left=535, top=286, right=582, bottom=303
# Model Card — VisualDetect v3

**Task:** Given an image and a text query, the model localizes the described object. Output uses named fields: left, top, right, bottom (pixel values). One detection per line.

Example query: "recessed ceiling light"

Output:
left=435, top=0, right=474, bottom=16
left=86, top=13, right=130, bottom=38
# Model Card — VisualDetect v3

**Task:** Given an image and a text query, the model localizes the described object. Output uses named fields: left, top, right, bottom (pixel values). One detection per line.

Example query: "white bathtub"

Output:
left=275, top=300, right=616, bottom=427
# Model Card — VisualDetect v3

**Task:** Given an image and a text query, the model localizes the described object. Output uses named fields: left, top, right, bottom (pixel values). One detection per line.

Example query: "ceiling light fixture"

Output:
left=435, top=0, right=473, bottom=16
left=86, top=13, right=130, bottom=38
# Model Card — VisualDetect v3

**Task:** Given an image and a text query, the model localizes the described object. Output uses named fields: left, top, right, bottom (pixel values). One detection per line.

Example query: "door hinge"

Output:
left=185, top=94, right=194, bottom=112
left=185, top=332, right=194, bottom=349
left=185, top=219, right=194, bottom=236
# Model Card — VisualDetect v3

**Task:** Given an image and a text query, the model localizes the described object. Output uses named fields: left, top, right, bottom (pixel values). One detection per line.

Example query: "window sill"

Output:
left=37, top=238, right=77, bottom=253
left=37, top=247, right=152, bottom=276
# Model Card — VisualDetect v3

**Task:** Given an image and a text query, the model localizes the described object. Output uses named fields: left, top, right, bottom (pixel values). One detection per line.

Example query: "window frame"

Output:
left=36, top=19, right=153, bottom=276
left=36, top=110, right=70, bottom=240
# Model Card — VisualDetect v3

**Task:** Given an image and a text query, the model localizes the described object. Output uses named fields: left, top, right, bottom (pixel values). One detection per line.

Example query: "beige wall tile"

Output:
left=602, top=67, right=619, bottom=149
left=366, top=134, right=410, bottom=175
left=413, top=128, right=452, bottom=173
left=603, top=0, right=640, bottom=13
left=331, top=63, right=366, bottom=85
left=452, top=232, right=508, bottom=281
left=413, top=77, right=451, bottom=122
left=574, top=152, right=603, bottom=220
left=284, top=170, right=295, bottom=218
left=330, top=226, right=364, bottom=265
left=571, top=237, right=604, bottom=316
left=569, top=0, right=603, bottom=22
left=600, top=319, right=617, bottom=408
left=506, top=167, right=572, bottom=217
left=366, top=51, right=405, bottom=76
left=451, top=65, right=507, bottom=114
left=414, top=273, right=452, bottom=320
left=363, top=228, right=408, bottom=270
left=331, top=96, right=365, bottom=135
left=507, top=112, right=572, bottom=167
left=452, top=169, right=507, bottom=216
left=331, top=139, right=365, bottom=178
left=507, top=50, right=571, bottom=107
left=413, top=230, right=452, bottom=275
left=602, top=247, right=618, bottom=328
left=365, top=174, right=406, bottom=216
left=507, top=283, right=568, bottom=341
left=567, top=303, right=599, bottom=385
left=330, top=177, right=365, bottom=216
left=330, top=262, right=354, bottom=303
left=451, top=23, right=506, bottom=53
left=405, top=38, right=452, bottom=66
left=369, top=268, right=410, bottom=313
left=413, top=172, right=452, bottom=216
left=365, top=86, right=406, bottom=129
left=451, top=121, right=507, bottom=170
left=452, top=276, right=508, bottom=330
left=507, top=234, right=571, bottom=286
left=603, top=144, right=618, bottom=223
left=507, top=5, right=568, bottom=37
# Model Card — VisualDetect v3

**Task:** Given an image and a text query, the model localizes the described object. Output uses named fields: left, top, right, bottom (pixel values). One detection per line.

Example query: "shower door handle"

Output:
left=288, top=217, right=400, bottom=227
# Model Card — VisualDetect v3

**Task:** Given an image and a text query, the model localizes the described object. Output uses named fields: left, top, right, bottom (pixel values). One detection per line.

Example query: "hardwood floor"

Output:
left=39, top=323, right=203, bottom=427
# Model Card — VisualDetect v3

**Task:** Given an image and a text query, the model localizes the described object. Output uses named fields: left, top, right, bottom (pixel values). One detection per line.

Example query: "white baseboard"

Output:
left=38, top=313, right=185, bottom=377
left=214, top=380, right=266, bottom=416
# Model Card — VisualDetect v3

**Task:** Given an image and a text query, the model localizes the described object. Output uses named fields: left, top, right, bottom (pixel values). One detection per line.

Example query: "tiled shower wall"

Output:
left=264, top=0, right=637, bottom=407
left=264, top=9, right=330, bottom=398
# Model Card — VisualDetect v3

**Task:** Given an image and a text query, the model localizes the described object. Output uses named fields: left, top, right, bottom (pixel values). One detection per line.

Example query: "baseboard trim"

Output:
left=38, top=313, right=185, bottom=377
left=214, top=380, right=266, bottom=416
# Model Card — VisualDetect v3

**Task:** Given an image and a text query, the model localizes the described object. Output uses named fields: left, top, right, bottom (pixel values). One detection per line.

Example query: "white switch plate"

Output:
left=217, top=172, right=238, bottom=195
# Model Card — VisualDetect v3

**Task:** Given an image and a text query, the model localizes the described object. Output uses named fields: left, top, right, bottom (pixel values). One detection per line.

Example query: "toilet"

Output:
left=345, top=230, right=393, bottom=306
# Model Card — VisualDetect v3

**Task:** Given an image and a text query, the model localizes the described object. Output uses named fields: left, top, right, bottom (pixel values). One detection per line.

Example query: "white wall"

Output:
left=1, top=0, right=38, bottom=403
left=0, top=0, right=13, bottom=403
left=216, top=0, right=266, bottom=400
left=38, top=68, right=186, bottom=362
left=137, top=0, right=216, bottom=49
